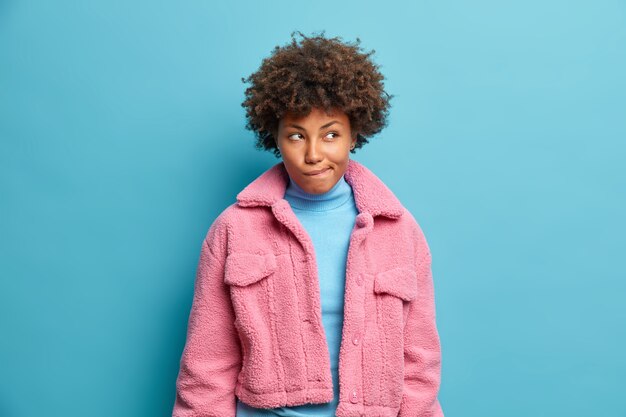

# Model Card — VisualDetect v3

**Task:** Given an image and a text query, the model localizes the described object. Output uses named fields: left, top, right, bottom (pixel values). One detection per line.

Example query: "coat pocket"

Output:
left=369, top=265, right=418, bottom=406
left=224, top=251, right=279, bottom=394
left=373, top=265, right=418, bottom=301
left=373, top=265, right=418, bottom=335
left=224, top=252, right=277, bottom=286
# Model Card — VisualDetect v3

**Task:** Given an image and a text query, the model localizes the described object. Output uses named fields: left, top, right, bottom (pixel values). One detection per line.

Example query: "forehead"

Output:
left=281, top=107, right=349, bottom=124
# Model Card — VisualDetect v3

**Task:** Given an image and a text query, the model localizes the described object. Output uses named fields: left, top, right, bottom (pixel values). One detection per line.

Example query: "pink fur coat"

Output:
left=172, top=159, right=444, bottom=417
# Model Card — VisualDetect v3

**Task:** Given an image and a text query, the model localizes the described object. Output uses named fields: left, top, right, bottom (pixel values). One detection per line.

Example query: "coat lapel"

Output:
left=236, top=159, right=405, bottom=220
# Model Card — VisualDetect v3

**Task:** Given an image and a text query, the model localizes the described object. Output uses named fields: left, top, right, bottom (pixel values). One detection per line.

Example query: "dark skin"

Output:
left=274, top=107, right=358, bottom=194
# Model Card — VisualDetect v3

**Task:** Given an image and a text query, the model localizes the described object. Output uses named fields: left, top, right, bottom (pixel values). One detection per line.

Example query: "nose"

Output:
left=304, top=139, right=323, bottom=164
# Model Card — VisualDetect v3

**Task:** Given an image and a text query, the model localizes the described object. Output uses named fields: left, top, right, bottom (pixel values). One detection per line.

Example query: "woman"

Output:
left=172, top=31, right=444, bottom=417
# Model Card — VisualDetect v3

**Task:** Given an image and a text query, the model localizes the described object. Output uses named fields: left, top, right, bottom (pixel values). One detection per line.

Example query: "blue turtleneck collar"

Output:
left=284, top=174, right=352, bottom=212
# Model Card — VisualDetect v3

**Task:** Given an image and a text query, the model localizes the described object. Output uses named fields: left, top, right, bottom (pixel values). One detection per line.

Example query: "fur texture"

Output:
left=172, top=159, right=444, bottom=417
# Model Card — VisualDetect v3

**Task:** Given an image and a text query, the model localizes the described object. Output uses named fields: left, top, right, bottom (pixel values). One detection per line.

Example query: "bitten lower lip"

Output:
left=305, top=168, right=331, bottom=176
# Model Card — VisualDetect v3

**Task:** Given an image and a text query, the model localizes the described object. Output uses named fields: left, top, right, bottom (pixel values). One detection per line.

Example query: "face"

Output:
left=275, top=107, right=357, bottom=194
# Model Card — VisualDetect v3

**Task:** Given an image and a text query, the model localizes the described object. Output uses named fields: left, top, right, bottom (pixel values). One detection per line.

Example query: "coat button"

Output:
left=356, top=216, right=367, bottom=228
left=350, top=389, right=358, bottom=403
left=352, top=333, right=360, bottom=345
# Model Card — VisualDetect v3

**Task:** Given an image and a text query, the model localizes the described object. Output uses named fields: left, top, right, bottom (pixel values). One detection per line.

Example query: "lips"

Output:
left=305, top=167, right=330, bottom=176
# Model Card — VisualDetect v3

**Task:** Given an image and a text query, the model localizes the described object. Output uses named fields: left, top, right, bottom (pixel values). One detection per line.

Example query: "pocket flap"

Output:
left=374, top=266, right=418, bottom=301
left=224, top=252, right=277, bottom=286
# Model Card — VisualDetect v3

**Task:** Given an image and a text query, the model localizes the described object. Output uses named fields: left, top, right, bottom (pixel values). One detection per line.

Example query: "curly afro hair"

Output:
left=241, top=30, right=394, bottom=158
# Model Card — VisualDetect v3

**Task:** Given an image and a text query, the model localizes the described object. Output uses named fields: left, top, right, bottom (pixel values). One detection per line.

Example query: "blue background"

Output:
left=1, top=1, right=625, bottom=416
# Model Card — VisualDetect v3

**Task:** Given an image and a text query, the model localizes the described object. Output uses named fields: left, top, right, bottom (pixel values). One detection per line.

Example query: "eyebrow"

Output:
left=286, top=120, right=343, bottom=131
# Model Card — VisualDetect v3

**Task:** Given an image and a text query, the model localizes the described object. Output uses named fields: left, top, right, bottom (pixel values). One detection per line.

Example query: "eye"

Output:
left=288, top=133, right=304, bottom=140
left=325, top=132, right=339, bottom=140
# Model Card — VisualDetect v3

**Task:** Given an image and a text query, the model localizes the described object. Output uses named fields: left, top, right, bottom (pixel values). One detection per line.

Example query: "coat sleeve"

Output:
left=172, top=217, right=242, bottom=417
left=398, top=225, right=444, bottom=417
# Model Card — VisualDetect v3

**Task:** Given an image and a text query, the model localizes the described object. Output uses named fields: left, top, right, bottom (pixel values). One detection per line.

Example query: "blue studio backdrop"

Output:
left=1, top=1, right=625, bottom=416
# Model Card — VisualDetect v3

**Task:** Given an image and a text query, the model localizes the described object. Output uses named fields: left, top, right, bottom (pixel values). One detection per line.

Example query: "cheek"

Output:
left=280, top=152, right=300, bottom=175
left=329, top=145, right=351, bottom=161
left=283, top=149, right=301, bottom=164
